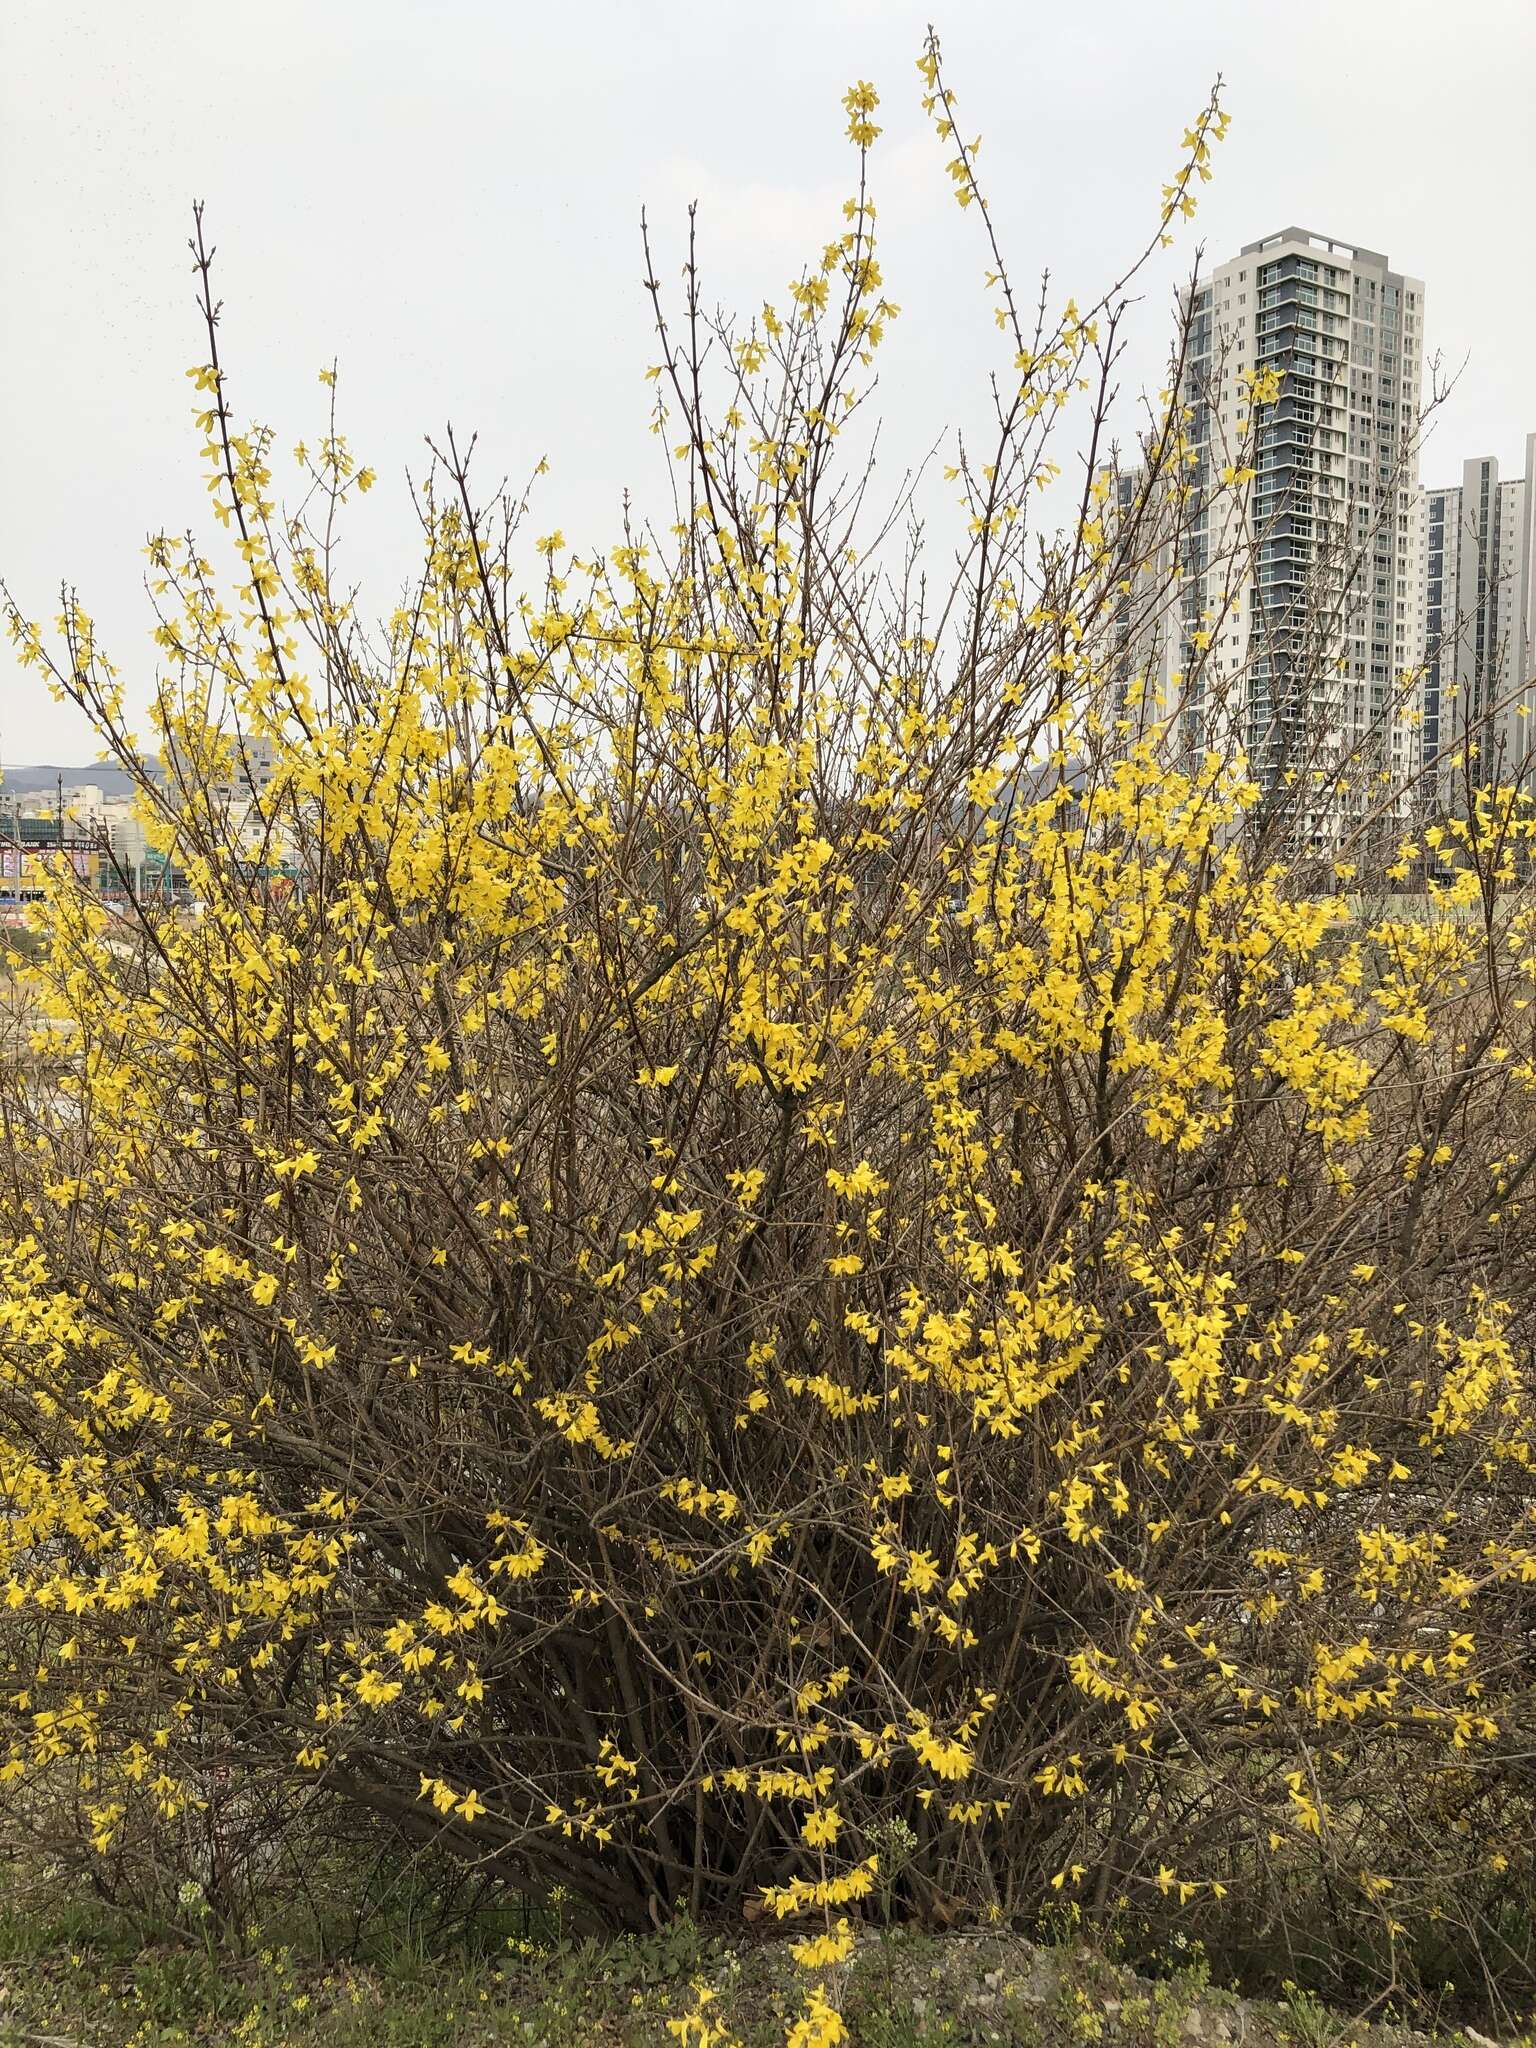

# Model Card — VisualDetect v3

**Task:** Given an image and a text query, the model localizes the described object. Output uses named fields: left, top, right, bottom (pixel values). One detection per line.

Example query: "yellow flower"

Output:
left=800, top=1806, right=841, bottom=1847
left=789, top=1918, right=856, bottom=1969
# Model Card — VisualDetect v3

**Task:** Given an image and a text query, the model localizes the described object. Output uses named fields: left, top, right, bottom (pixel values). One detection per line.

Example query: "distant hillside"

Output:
left=1, top=762, right=148, bottom=800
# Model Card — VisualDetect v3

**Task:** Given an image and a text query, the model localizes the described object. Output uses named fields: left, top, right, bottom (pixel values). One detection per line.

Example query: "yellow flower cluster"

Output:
left=3, top=47, right=1534, bottom=2026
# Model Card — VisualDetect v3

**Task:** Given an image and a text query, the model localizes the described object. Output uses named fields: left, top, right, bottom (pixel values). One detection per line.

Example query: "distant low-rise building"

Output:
left=0, top=821, right=106, bottom=922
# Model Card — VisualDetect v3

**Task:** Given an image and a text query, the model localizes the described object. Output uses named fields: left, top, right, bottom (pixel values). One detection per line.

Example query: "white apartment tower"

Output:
left=1422, top=436, right=1536, bottom=799
left=1122, top=230, right=1429, bottom=848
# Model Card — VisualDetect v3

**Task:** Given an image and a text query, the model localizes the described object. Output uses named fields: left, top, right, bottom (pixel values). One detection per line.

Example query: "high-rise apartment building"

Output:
left=1422, top=437, right=1536, bottom=798
left=1104, top=229, right=1428, bottom=848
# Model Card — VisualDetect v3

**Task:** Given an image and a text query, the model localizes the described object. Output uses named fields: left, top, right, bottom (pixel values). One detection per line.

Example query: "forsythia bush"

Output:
left=3, top=38, right=1536, bottom=2009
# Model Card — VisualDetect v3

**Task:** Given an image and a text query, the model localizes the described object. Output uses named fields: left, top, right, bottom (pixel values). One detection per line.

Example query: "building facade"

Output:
left=1423, top=436, right=1536, bottom=800
left=1105, top=228, right=1429, bottom=849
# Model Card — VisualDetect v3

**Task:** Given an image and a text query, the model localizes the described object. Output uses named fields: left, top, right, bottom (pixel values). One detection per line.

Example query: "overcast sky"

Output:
left=3, top=0, right=1533, bottom=764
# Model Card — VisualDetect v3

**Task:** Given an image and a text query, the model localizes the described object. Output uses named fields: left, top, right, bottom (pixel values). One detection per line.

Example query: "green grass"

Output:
left=0, top=1912, right=1523, bottom=2048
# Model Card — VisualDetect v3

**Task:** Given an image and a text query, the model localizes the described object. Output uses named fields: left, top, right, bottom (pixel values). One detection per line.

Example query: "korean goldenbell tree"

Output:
left=5, top=39, right=1536, bottom=2027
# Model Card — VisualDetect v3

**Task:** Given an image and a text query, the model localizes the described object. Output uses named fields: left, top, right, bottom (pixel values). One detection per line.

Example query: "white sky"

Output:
left=3, top=0, right=1533, bottom=762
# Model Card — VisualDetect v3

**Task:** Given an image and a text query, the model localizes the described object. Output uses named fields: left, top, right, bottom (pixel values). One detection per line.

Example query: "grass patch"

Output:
left=0, top=1910, right=1523, bottom=2047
